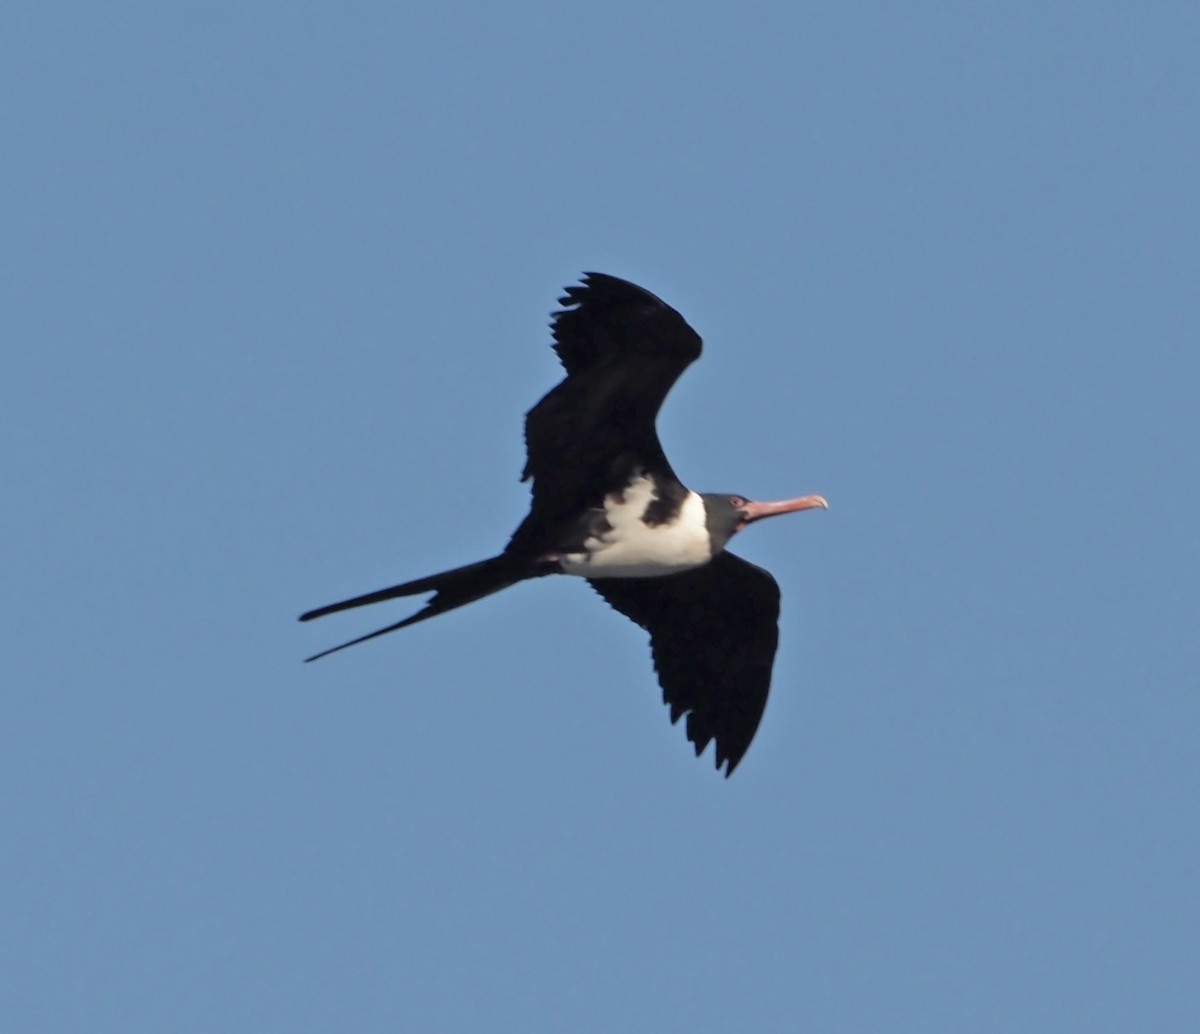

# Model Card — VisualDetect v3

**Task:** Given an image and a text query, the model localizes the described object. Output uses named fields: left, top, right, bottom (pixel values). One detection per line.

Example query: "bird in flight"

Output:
left=301, top=273, right=826, bottom=775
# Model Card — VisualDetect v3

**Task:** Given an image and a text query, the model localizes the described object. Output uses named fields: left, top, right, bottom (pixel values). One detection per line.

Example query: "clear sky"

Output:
left=4, top=3, right=1198, bottom=1031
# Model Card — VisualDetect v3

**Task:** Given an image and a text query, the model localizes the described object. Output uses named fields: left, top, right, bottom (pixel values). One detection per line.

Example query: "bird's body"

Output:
left=556, top=476, right=711, bottom=578
left=302, top=273, right=826, bottom=775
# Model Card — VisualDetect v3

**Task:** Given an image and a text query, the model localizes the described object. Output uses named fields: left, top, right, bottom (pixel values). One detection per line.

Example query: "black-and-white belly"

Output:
left=557, top=476, right=712, bottom=579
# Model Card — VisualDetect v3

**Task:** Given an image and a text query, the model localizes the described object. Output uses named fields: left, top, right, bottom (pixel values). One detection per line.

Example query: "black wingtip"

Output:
left=714, top=749, right=738, bottom=778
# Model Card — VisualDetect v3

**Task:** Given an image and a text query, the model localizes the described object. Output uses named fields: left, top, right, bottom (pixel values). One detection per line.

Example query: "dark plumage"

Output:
left=301, top=273, right=826, bottom=775
left=511, top=273, right=700, bottom=554
left=592, top=552, right=781, bottom=774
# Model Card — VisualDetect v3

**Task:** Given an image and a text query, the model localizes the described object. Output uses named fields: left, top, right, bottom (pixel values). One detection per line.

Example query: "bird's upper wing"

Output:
left=590, top=552, right=782, bottom=776
left=513, top=274, right=702, bottom=548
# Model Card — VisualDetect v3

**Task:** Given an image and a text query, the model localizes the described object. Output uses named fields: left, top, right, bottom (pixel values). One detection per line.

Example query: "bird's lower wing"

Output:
left=590, top=552, right=782, bottom=776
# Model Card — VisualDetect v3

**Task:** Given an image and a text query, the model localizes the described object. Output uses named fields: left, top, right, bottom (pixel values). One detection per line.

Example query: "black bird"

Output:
left=301, top=273, right=826, bottom=775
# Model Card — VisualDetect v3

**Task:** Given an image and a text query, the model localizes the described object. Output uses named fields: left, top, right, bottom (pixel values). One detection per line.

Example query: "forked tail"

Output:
left=300, top=554, right=536, bottom=662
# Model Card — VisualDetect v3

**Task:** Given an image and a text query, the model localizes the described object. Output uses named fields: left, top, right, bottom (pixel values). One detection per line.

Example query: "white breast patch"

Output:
left=557, top=477, right=712, bottom=579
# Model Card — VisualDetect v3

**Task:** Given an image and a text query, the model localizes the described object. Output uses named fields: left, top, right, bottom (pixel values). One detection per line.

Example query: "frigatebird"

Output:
left=301, top=273, right=826, bottom=775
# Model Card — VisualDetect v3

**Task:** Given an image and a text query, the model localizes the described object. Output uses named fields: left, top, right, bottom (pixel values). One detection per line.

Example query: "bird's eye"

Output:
left=730, top=495, right=747, bottom=508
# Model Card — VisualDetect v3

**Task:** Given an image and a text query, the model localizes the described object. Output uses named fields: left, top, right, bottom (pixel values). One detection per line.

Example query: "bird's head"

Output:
left=701, top=492, right=828, bottom=552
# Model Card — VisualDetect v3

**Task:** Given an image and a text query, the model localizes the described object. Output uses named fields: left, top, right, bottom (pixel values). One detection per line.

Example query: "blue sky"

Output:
left=4, top=3, right=1198, bottom=1031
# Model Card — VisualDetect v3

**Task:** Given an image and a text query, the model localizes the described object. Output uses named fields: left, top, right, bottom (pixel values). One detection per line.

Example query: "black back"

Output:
left=591, top=552, right=782, bottom=776
left=508, top=274, right=702, bottom=555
